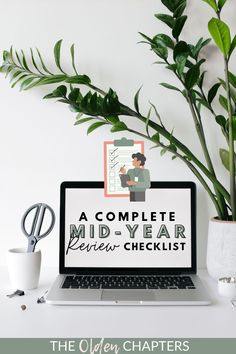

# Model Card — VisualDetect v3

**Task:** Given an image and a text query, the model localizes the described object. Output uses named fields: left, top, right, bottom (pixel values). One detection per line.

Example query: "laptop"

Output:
left=46, top=181, right=211, bottom=305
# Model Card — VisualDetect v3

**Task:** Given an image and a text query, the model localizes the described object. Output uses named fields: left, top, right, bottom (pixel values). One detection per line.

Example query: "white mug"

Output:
left=7, top=248, right=41, bottom=290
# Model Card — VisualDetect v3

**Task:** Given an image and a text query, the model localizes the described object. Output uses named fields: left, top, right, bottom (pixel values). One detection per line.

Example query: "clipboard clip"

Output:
left=113, top=137, right=134, bottom=147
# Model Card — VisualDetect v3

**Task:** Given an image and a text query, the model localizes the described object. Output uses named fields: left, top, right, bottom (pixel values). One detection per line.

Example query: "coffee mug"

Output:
left=7, top=248, right=41, bottom=290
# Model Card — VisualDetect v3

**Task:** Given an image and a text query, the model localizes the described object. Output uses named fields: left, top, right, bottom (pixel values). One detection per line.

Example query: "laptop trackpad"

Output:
left=102, top=290, right=156, bottom=302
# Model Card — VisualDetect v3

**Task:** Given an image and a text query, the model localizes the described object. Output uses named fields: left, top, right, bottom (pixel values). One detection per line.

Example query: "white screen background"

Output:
left=64, top=188, right=192, bottom=268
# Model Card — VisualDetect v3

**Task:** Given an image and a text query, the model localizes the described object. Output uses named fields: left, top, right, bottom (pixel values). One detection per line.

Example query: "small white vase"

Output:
left=207, top=218, right=236, bottom=280
left=7, top=248, right=41, bottom=290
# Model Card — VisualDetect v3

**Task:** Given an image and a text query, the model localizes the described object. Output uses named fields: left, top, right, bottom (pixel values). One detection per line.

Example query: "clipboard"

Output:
left=104, top=137, right=144, bottom=197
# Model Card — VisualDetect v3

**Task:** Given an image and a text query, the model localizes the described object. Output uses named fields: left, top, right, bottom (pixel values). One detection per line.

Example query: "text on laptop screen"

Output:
left=64, top=188, right=192, bottom=268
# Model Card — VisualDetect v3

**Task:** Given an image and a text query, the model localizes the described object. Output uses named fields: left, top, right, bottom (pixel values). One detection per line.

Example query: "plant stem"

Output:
left=163, top=58, right=227, bottom=218
left=224, top=57, right=236, bottom=220
left=127, top=127, right=223, bottom=217
left=121, top=104, right=230, bottom=205
left=190, top=97, right=228, bottom=219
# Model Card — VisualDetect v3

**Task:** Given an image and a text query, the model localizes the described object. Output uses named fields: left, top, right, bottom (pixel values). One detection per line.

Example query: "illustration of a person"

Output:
left=120, top=152, right=150, bottom=202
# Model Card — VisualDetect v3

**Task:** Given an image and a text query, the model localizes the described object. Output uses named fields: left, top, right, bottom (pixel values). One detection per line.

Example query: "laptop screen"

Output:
left=62, top=184, right=194, bottom=269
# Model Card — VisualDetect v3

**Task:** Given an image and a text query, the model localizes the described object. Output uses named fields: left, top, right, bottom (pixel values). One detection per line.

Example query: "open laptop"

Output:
left=46, top=181, right=211, bottom=305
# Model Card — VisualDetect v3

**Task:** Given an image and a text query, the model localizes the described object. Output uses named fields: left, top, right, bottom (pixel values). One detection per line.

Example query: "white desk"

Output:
left=0, top=267, right=235, bottom=338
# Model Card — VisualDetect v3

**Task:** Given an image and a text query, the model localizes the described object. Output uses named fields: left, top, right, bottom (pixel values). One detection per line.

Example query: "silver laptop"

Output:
left=46, top=181, right=211, bottom=305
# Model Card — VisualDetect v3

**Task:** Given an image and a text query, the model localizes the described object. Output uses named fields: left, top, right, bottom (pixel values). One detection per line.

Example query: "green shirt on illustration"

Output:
left=127, top=168, right=151, bottom=192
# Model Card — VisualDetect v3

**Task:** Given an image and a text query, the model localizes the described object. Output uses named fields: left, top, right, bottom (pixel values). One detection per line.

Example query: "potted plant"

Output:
left=0, top=0, right=236, bottom=280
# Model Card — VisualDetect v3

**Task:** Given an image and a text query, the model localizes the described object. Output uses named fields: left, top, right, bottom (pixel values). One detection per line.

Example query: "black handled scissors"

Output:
left=21, top=203, right=55, bottom=252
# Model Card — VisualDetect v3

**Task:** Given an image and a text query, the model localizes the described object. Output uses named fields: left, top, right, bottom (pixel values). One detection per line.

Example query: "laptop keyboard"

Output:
left=61, top=275, right=196, bottom=290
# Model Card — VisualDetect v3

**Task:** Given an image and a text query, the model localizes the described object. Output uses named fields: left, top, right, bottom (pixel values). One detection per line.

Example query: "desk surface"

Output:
left=0, top=267, right=235, bottom=338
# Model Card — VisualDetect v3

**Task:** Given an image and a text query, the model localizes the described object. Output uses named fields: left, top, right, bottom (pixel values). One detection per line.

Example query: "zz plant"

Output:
left=0, top=0, right=236, bottom=220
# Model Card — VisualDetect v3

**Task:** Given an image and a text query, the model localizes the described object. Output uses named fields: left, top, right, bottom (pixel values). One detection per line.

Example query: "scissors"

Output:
left=21, top=203, right=55, bottom=252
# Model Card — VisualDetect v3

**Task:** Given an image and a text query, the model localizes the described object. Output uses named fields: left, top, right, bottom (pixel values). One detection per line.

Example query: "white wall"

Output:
left=0, top=0, right=235, bottom=268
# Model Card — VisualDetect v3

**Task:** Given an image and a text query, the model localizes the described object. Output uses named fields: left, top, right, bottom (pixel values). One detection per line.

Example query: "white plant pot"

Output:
left=7, top=248, right=41, bottom=290
left=207, top=218, right=236, bottom=280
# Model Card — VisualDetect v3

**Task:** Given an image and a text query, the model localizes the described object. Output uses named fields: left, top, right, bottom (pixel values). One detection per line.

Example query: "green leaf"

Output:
left=219, top=95, right=228, bottom=110
left=152, top=132, right=160, bottom=143
left=21, top=50, right=31, bottom=72
left=196, top=98, right=212, bottom=111
left=190, top=38, right=211, bottom=60
left=173, top=41, right=189, bottom=60
left=30, top=48, right=43, bottom=75
left=208, top=18, right=231, bottom=56
left=15, top=50, right=23, bottom=66
left=70, top=43, right=78, bottom=75
left=161, top=0, right=184, bottom=13
left=218, top=0, right=227, bottom=10
left=145, top=107, right=152, bottom=137
left=106, top=116, right=120, bottom=124
left=68, top=88, right=82, bottom=102
left=20, top=77, right=36, bottom=91
left=43, top=93, right=55, bottom=99
left=139, top=32, right=153, bottom=44
left=155, top=14, right=175, bottom=28
left=74, top=117, right=95, bottom=126
left=87, top=121, right=107, bottom=134
left=153, top=34, right=174, bottom=49
left=208, top=83, right=221, bottom=104
left=196, top=72, right=205, bottom=90
left=65, top=75, right=91, bottom=85
left=53, top=85, right=67, bottom=97
left=202, top=0, right=218, bottom=11
left=160, top=148, right=167, bottom=156
left=229, top=35, right=236, bottom=58
left=225, top=116, right=236, bottom=140
left=173, top=41, right=189, bottom=75
left=110, top=122, right=127, bottom=133
left=54, top=39, right=66, bottom=74
left=218, top=78, right=236, bottom=103
left=36, top=48, right=53, bottom=75
left=228, top=72, right=236, bottom=88
left=11, top=74, right=28, bottom=88
left=219, top=148, right=236, bottom=173
left=176, top=55, right=187, bottom=75
left=173, top=1, right=187, bottom=18
left=160, top=82, right=181, bottom=91
left=2, top=50, right=9, bottom=61
left=39, top=75, right=66, bottom=85
left=169, top=143, right=177, bottom=153
left=9, top=70, right=24, bottom=83
left=215, top=115, right=226, bottom=128
left=172, top=16, right=187, bottom=40
left=185, top=64, right=200, bottom=90
left=153, top=44, right=168, bottom=59
left=134, top=86, right=142, bottom=114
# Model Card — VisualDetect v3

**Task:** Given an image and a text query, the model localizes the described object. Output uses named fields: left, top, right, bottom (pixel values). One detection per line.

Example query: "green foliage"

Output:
left=155, top=14, right=174, bottom=28
left=218, top=0, right=227, bottom=10
left=219, top=148, right=236, bottom=173
left=208, top=83, right=221, bottom=104
left=87, top=122, right=108, bottom=135
left=202, top=0, right=218, bottom=12
left=215, top=115, right=226, bottom=129
left=134, top=86, right=142, bottom=114
left=54, top=39, right=65, bottom=74
left=185, top=64, right=201, bottom=90
left=1, top=0, right=236, bottom=220
left=160, top=83, right=181, bottom=91
left=208, top=18, right=231, bottom=56
left=172, top=16, right=187, bottom=40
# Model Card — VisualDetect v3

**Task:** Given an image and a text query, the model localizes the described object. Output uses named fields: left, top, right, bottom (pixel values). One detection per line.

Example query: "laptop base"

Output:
left=46, top=274, right=211, bottom=306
